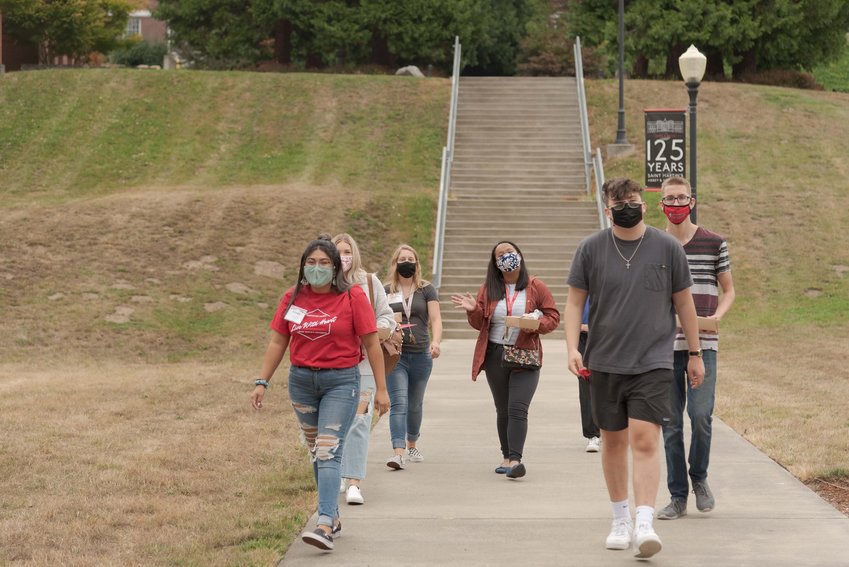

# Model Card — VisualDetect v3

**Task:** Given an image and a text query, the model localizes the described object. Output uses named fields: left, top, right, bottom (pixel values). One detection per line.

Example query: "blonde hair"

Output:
left=332, top=232, right=367, bottom=285
left=386, top=244, right=429, bottom=293
left=660, top=176, right=692, bottom=194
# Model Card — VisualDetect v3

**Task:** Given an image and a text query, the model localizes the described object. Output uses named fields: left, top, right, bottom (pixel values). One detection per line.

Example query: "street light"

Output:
left=678, top=44, right=706, bottom=223
left=614, top=0, right=628, bottom=144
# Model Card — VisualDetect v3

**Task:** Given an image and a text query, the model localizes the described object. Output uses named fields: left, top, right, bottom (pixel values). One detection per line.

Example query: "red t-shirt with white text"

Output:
left=270, top=285, right=377, bottom=368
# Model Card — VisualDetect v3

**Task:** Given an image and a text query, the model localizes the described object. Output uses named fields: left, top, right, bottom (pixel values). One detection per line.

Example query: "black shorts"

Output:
left=589, top=368, right=673, bottom=431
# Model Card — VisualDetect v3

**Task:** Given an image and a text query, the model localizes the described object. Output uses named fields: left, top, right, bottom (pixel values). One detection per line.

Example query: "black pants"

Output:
left=578, top=332, right=600, bottom=439
left=484, top=342, right=540, bottom=462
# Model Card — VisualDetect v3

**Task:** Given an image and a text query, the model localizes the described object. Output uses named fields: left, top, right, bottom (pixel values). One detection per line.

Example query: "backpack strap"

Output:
left=367, top=273, right=375, bottom=309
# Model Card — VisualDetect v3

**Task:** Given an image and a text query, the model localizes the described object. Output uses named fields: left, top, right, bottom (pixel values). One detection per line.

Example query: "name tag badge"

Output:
left=387, top=292, right=402, bottom=304
left=284, top=305, right=307, bottom=324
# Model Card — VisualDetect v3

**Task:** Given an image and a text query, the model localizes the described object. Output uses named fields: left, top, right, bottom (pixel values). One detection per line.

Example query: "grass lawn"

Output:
left=2, top=68, right=848, bottom=564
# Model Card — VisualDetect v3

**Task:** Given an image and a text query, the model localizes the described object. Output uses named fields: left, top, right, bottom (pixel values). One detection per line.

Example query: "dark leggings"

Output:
left=578, top=332, right=600, bottom=438
left=483, top=342, right=540, bottom=462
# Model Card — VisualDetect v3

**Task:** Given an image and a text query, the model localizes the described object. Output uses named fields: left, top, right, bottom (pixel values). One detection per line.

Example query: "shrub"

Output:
left=109, top=41, right=168, bottom=67
left=737, top=69, right=825, bottom=91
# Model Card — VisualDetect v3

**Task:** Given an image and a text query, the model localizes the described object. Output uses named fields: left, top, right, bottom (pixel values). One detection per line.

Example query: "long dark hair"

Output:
left=286, top=235, right=351, bottom=310
left=485, top=240, right=529, bottom=301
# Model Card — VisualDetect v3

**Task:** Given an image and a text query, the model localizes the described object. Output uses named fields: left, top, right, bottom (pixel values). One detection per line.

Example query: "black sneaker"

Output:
left=506, top=462, right=526, bottom=479
left=302, top=528, right=334, bottom=551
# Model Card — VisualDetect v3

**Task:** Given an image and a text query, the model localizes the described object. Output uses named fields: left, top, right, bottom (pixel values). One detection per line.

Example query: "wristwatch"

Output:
left=688, top=349, right=702, bottom=358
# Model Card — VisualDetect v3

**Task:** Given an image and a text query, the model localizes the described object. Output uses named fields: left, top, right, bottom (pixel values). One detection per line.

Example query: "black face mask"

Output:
left=397, top=261, right=417, bottom=278
left=610, top=204, right=643, bottom=228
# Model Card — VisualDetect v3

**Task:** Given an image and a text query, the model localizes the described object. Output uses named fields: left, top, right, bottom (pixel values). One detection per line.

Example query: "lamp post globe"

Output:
left=678, top=45, right=706, bottom=223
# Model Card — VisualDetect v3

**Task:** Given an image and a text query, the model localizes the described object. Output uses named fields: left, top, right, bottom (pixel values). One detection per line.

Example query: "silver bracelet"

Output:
left=255, top=379, right=270, bottom=389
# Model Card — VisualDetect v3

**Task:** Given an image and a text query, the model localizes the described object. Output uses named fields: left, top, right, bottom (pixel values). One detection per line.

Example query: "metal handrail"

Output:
left=593, top=148, right=610, bottom=229
left=431, top=36, right=461, bottom=289
left=574, top=37, right=593, bottom=195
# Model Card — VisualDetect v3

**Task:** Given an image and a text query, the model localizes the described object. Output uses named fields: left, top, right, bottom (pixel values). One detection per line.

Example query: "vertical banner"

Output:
left=644, top=109, right=686, bottom=191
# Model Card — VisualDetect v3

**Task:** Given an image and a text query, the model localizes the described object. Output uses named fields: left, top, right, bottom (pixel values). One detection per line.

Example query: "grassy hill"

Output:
left=1, top=69, right=848, bottom=565
left=0, top=69, right=448, bottom=364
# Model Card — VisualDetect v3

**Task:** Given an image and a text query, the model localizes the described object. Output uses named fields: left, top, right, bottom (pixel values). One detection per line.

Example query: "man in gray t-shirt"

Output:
left=564, top=178, right=705, bottom=560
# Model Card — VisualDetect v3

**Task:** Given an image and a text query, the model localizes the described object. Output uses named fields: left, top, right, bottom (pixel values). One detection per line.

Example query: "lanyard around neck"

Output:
left=401, top=285, right=415, bottom=321
left=505, top=286, right=520, bottom=316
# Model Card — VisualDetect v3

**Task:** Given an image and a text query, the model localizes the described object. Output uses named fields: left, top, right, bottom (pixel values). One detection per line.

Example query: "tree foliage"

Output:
left=155, top=0, right=273, bottom=68
left=157, top=0, right=533, bottom=74
left=569, top=0, right=849, bottom=78
left=0, top=0, right=132, bottom=64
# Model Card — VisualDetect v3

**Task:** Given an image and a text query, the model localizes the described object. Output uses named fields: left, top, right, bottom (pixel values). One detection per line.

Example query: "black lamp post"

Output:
left=678, top=45, right=706, bottom=223
left=614, top=0, right=628, bottom=144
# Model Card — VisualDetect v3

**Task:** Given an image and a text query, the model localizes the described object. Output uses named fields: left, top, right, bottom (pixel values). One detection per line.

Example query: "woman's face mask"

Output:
left=496, top=251, right=522, bottom=273
left=304, top=264, right=333, bottom=287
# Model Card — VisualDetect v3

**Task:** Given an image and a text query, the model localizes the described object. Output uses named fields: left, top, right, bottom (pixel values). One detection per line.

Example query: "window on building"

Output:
left=125, top=17, right=141, bottom=38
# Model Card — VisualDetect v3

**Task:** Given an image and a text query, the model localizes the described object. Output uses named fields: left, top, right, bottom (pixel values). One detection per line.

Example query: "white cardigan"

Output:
left=357, top=273, right=396, bottom=377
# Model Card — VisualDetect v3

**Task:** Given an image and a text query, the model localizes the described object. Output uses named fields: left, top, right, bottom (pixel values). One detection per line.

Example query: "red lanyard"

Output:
left=505, top=288, right=520, bottom=316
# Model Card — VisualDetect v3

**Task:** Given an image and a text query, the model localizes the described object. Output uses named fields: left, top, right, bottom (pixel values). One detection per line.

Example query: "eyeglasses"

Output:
left=609, top=201, right=643, bottom=212
left=661, top=194, right=692, bottom=206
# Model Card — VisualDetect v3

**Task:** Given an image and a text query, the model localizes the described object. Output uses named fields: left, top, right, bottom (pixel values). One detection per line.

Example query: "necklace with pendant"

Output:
left=611, top=229, right=645, bottom=270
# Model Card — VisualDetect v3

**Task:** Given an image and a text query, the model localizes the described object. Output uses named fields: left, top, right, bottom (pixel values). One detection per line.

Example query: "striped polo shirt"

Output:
left=674, top=226, right=731, bottom=352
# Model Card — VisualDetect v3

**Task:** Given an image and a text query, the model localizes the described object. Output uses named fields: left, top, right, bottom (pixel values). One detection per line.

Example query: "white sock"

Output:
left=611, top=499, right=630, bottom=522
left=636, top=505, right=654, bottom=527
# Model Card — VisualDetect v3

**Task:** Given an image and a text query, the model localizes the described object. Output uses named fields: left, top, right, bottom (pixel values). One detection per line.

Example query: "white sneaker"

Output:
left=407, top=447, right=424, bottom=462
left=633, top=522, right=662, bottom=558
left=386, top=454, right=406, bottom=470
left=605, top=518, right=633, bottom=550
left=345, top=485, right=364, bottom=505
left=586, top=436, right=600, bottom=452
left=339, top=478, right=346, bottom=493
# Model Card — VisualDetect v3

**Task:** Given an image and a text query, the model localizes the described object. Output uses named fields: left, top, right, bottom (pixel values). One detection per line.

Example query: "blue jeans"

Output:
left=340, top=371, right=375, bottom=481
left=387, top=350, right=433, bottom=449
left=662, top=349, right=717, bottom=500
left=288, top=365, right=359, bottom=527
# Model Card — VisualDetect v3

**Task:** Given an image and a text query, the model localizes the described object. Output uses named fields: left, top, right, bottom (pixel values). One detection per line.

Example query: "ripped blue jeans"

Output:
left=288, top=365, right=359, bottom=527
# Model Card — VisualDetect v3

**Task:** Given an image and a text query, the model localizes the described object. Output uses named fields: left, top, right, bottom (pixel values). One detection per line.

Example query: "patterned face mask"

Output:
left=496, top=252, right=521, bottom=273
left=340, top=255, right=353, bottom=272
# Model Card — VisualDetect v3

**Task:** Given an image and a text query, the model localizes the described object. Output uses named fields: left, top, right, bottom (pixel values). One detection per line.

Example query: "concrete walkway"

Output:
left=279, top=339, right=849, bottom=566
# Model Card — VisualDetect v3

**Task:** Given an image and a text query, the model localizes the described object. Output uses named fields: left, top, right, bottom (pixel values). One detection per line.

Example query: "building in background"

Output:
left=125, top=1, right=167, bottom=44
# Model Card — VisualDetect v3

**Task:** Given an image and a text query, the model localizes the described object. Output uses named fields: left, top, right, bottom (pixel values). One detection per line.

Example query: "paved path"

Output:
left=279, top=339, right=849, bottom=566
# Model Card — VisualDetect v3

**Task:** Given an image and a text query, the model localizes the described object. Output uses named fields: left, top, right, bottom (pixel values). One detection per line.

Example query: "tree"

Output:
left=0, top=0, right=131, bottom=65
left=569, top=0, right=849, bottom=78
left=155, top=0, right=274, bottom=68
left=155, top=0, right=533, bottom=73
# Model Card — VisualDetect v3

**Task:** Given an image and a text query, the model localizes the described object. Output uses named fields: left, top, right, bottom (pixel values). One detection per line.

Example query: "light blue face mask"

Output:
left=304, top=265, right=334, bottom=286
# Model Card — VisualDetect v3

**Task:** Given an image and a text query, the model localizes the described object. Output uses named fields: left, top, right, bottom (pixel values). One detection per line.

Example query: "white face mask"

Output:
left=340, top=255, right=353, bottom=272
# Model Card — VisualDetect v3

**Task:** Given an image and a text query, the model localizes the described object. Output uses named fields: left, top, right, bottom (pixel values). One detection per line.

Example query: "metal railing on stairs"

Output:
left=593, top=148, right=611, bottom=230
left=574, top=37, right=593, bottom=196
left=575, top=37, right=610, bottom=231
left=431, top=36, right=461, bottom=289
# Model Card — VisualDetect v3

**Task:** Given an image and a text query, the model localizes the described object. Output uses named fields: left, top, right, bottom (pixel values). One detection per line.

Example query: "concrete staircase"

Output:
left=437, top=77, right=600, bottom=339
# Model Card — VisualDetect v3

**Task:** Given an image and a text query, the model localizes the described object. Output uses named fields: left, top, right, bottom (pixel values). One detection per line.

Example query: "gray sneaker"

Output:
left=657, top=498, right=688, bottom=520
left=693, top=480, right=715, bottom=512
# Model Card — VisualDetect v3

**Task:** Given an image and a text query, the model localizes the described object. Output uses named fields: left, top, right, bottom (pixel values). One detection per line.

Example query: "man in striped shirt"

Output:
left=657, top=176, right=736, bottom=521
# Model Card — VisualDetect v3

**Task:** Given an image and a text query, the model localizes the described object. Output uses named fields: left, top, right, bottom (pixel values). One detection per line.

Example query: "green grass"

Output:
left=0, top=70, right=447, bottom=205
left=585, top=78, right=849, bottom=333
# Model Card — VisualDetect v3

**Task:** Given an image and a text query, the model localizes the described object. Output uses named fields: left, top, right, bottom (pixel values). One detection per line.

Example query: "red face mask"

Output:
left=662, top=204, right=691, bottom=225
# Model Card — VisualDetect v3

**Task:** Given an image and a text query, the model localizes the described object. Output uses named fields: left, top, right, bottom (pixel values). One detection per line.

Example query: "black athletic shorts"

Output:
left=589, top=368, right=673, bottom=431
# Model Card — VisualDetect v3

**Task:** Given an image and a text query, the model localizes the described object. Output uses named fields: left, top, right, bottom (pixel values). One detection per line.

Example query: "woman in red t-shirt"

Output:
left=251, top=236, right=389, bottom=552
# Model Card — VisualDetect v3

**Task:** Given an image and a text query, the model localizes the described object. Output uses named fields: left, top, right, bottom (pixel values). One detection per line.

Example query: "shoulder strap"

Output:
left=367, top=273, right=375, bottom=307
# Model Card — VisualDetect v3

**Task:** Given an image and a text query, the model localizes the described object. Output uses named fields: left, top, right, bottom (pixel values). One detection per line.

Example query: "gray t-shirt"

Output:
left=567, top=226, right=692, bottom=374
left=385, top=283, right=439, bottom=353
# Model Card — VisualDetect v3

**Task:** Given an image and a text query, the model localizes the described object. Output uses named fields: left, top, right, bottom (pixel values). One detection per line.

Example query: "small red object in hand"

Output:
left=578, top=368, right=591, bottom=378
